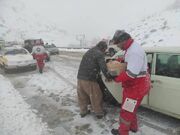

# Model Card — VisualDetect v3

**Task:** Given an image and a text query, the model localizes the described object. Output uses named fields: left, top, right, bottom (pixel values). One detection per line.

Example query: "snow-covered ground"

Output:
left=0, top=75, right=51, bottom=135
left=1, top=55, right=179, bottom=135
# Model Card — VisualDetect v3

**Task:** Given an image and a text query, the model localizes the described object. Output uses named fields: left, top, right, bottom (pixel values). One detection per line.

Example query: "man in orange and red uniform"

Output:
left=32, top=43, right=46, bottom=73
left=111, top=30, right=151, bottom=135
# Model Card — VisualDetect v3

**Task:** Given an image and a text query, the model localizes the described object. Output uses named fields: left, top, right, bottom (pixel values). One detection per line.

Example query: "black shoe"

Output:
left=96, top=110, right=107, bottom=119
left=111, top=129, right=119, bottom=135
left=130, top=129, right=137, bottom=133
left=80, top=110, right=90, bottom=118
left=96, top=114, right=104, bottom=119
left=103, top=110, right=107, bottom=116
left=39, top=69, right=43, bottom=73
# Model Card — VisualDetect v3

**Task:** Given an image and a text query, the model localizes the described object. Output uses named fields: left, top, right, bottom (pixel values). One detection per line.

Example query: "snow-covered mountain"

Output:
left=126, top=8, right=180, bottom=47
left=0, top=0, right=180, bottom=47
left=0, top=0, right=79, bottom=47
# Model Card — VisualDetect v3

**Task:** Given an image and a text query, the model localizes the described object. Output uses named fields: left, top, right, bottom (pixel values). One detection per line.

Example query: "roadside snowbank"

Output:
left=0, top=75, right=51, bottom=135
left=58, top=48, right=88, bottom=52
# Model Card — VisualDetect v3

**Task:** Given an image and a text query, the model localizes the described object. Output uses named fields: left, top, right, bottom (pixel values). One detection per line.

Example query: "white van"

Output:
left=102, top=47, right=180, bottom=119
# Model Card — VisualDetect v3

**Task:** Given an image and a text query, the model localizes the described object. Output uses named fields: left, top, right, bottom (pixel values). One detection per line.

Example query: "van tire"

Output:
left=98, top=77, right=119, bottom=106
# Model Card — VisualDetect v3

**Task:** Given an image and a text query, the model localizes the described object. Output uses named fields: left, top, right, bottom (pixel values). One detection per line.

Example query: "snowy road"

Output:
left=1, top=54, right=180, bottom=135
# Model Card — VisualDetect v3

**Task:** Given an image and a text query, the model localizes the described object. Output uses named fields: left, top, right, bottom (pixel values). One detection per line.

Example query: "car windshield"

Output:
left=51, top=44, right=56, bottom=47
left=4, top=49, right=27, bottom=55
left=44, top=45, right=51, bottom=48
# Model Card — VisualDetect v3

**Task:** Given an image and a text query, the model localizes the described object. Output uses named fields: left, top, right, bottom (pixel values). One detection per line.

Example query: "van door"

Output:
left=149, top=53, right=180, bottom=118
left=141, top=53, right=154, bottom=105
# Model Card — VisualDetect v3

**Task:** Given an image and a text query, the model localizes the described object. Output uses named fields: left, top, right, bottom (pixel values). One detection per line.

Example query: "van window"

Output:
left=156, top=54, right=180, bottom=78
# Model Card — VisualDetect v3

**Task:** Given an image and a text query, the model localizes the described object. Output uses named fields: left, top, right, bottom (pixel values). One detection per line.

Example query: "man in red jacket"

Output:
left=111, top=30, right=151, bottom=135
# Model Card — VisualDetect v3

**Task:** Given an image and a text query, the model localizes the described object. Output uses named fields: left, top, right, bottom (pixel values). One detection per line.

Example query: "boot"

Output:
left=95, top=110, right=107, bottom=119
left=80, top=110, right=90, bottom=118
left=39, top=68, right=43, bottom=73
left=130, top=128, right=137, bottom=133
left=96, top=114, right=104, bottom=119
left=111, top=129, right=120, bottom=135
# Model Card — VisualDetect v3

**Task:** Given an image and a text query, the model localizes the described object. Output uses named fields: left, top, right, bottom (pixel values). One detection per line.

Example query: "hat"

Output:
left=96, top=41, right=108, bottom=50
left=112, top=30, right=131, bottom=44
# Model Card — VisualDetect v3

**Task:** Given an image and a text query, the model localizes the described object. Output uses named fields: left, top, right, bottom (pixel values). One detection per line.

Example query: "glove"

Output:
left=106, top=59, right=112, bottom=63
left=110, top=74, right=118, bottom=80
left=104, top=72, right=112, bottom=82
left=106, top=72, right=117, bottom=80
left=106, top=58, right=116, bottom=63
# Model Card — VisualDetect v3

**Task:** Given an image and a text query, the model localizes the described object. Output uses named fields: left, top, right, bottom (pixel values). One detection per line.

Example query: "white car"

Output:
left=0, top=46, right=37, bottom=73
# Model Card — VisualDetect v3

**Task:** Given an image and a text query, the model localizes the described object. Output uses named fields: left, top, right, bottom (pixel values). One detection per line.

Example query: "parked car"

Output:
left=23, top=39, right=50, bottom=61
left=44, top=44, right=59, bottom=55
left=102, top=46, right=180, bottom=119
left=0, top=46, right=37, bottom=73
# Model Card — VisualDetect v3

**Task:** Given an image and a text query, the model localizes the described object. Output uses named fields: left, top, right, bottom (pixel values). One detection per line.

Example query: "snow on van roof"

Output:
left=144, top=46, right=180, bottom=53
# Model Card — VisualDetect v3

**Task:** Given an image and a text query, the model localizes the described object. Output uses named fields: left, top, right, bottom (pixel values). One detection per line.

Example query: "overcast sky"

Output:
left=1, top=0, right=176, bottom=40
left=23, top=0, right=175, bottom=39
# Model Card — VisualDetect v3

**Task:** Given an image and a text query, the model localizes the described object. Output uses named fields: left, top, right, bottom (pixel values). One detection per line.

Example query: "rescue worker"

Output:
left=77, top=41, right=113, bottom=119
left=32, top=43, right=46, bottom=73
left=110, top=30, right=151, bottom=135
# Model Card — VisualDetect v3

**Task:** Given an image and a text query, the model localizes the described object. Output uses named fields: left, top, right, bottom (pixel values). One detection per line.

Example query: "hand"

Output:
left=105, top=78, right=112, bottom=82
left=106, top=58, right=116, bottom=63
left=111, top=75, right=118, bottom=80
left=106, top=59, right=112, bottom=63
left=106, top=72, right=117, bottom=80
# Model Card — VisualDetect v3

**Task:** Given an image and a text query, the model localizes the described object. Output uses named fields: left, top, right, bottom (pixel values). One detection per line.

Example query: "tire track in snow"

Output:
left=139, top=115, right=176, bottom=135
left=52, top=55, right=80, bottom=69
left=48, top=66, right=76, bottom=89
left=47, top=55, right=79, bottom=89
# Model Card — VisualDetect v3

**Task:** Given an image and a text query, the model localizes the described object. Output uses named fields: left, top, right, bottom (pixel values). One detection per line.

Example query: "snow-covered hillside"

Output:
left=0, top=0, right=78, bottom=46
left=126, top=8, right=180, bottom=47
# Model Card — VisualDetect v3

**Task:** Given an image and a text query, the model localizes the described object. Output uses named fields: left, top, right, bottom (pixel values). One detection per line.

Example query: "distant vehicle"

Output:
left=44, top=44, right=59, bottom=55
left=0, top=46, right=37, bottom=73
left=102, top=46, right=180, bottom=119
left=23, top=39, right=50, bottom=61
left=24, top=39, right=44, bottom=53
left=0, top=39, right=5, bottom=50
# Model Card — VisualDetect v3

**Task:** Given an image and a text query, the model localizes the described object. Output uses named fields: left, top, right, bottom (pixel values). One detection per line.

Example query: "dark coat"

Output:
left=77, top=46, right=110, bottom=81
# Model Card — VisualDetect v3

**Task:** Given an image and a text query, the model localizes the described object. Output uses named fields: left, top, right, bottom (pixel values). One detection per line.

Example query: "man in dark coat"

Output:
left=77, top=41, right=113, bottom=119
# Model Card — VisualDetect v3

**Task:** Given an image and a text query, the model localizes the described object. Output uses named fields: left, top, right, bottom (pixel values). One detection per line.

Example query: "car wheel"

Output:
left=32, top=65, right=37, bottom=70
left=46, top=57, right=50, bottom=62
left=0, top=64, right=3, bottom=68
left=4, top=68, right=10, bottom=74
left=97, top=77, right=119, bottom=105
